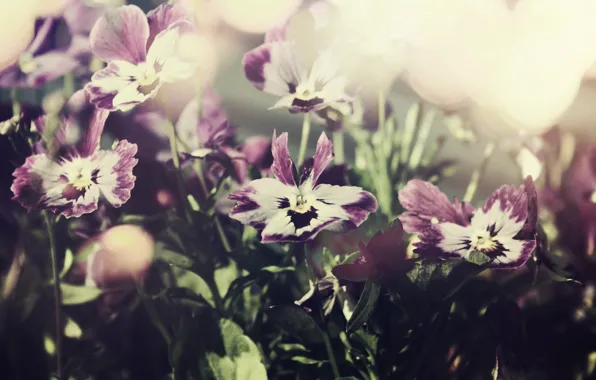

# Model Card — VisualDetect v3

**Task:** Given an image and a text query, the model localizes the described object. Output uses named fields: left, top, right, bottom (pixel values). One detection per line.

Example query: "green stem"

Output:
left=63, top=73, right=75, bottom=99
left=43, top=212, right=62, bottom=380
left=375, top=91, right=392, bottom=217
left=135, top=280, right=172, bottom=345
left=333, top=131, right=344, bottom=164
left=322, top=329, right=341, bottom=378
left=297, top=113, right=311, bottom=166
left=304, top=247, right=340, bottom=378
left=166, top=121, right=193, bottom=224
left=463, top=141, right=497, bottom=203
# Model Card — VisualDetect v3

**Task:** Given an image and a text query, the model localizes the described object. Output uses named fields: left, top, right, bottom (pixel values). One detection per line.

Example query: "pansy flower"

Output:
left=398, top=177, right=537, bottom=269
left=242, top=40, right=352, bottom=113
left=0, top=18, right=80, bottom=88
left=85, top=3, right=199, bottom=112
left=228, top=131, right=377, bottom=243
left=11, top=91, right=138, bottom=218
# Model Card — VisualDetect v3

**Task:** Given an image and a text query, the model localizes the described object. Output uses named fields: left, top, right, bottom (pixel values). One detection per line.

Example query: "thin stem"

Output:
left=304, top=246, right=340, bottom=378
left=63, top=73, right=75, bottom=99
left=166, top=121, right=193, bottom=224
left=333, top=131, right=344, bottom=164
left=297, top=113, right=311, bottom=166
left=10, top=88, right=20, bottom=117
left=43, top=211, right=62, bottom=379
left=214, top=217, right=232, bottom=252
left=135, top=280, right=172, bottom=345
left=375, top=91, right=392, bottom=217
left=463, top=141, right=497, bottom=203
left=322, top=329, right=341, bottom=378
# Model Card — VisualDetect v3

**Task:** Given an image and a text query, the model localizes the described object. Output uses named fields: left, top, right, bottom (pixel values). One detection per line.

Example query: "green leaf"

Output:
left=164, top=287, right=209, bottom=309
left=266, top=305, right=324, bottom=344
left=467, top=250, right=491, bottom=266
left=59, top=249, right=73, bottom=278
left=207, top=319, right=268, bottom=380
left=60, top=283, right=102, bottom=305
left=260, top=266, right=295, bottom=274
left=346, top=280, right=381, bottom=333
left=406, top=260, right=459, bottom=291
left=155, top=243, right=195, bottom=269
left=291, top=356, right=321, bottom=365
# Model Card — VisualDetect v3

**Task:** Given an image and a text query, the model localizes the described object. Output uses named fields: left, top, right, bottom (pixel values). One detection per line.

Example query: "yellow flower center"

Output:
left=292, top=194, right=314, bottom=214
left=71, top=171, right=93, bottom=191
left=471, top=231, right=498, bottom=252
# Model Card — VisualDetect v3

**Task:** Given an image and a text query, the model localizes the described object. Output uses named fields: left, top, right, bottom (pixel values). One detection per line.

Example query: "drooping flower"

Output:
left=242, top=40, right=352, bottom=113
left=397, top=177, right=537, bottom=269
left=84, top=3, right=199, bottom=112
left=333, top=219, right=412, bottom=283
left=11, top=91, right=138, bottom=218
left=228, top=131, right=377, bottom=243
left=0, top=18, right=80, bottom=88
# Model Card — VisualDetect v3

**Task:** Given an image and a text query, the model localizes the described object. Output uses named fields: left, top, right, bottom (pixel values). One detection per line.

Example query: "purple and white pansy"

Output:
left=242, top=40, right=353, bottom=113
left=11, top=91, right=138, bottom=218
left=398, top=177, right=538, bottom=269
left=85, top=3, right=199, bottom=112
left=228, top=130, right=377, bottom=243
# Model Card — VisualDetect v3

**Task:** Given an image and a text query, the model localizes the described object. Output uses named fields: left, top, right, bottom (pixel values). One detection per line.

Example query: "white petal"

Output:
left=470, top=201, right=524, bottom=239
left=437, top=222, right=474, bottom=259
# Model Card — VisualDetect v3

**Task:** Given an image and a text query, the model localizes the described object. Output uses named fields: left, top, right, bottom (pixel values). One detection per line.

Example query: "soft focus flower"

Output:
left=240, top=136, right=272, bottom=172
left=333, top=220, right=411, bottom=282
left=78, top=224, right=154, bottom=287
left=398, top=177, right=538, bottom=269
left=214, top=0, right=302, bottom=34
left=0, top=18, right=80, bottom=88
left=243, top=40, right=352, bottom=113
left=229, top=131, right=377, bottom=243
left=11, top=92, right=138, bottom=218
left=85, top=4, right=199, bottom=111
left=0, top=1, right=38, bottom=71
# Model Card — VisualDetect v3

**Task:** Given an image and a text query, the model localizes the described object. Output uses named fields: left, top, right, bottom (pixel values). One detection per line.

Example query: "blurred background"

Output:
left=4, top=0, right=596, bottom=198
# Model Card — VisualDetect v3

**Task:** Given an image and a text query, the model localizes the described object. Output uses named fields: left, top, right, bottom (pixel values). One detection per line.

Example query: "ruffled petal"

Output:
left=228, top=177, right=298, bottom=229
left=520, top=175, right=538, bottom=237
left=11, top=154, right=101, bottom=218
left=92, top=140, right=138, bottom=207
left=270, top=130, right=297, bottom=186
left=301, top=132, right=333, bottom=188
left=89, top=5, right=149, bottom=64
left=311, top=184, right=377, bottom=230
left=398, top=179, right=475, bottom=234
left=481, top=183, right=529, bottom=226
left=242, top=41, right=308, bottom=97
left=146, top=2, right=191, bottom=48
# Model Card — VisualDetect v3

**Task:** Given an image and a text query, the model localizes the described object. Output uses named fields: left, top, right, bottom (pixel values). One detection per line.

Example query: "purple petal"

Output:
left=228, top=177, right=296, bottom=229
left=270, top=130, right=296, bottom=186
left=176, top=90, right=230, bottom=150
left=242, top=42, right=305, bottom=97
left=85, top=61, right=141, bottom=111
left=481, top=183, right=529, bottom=225
left=146, top=2, right=191, bottom=48
left=77, top=107, right=110, bottom=157
left=11, top=154, right=49, bottom=211
left=312, top=184, right=377, bottom=230
left=241, top=136, right=272, bottom=169
left=64, top=0, right=107, bottom=36
left=29, top=53, right=80, bottom=87
left=310, top=132, right=334, bottom=186
left=398, top=180, right=475, bottom=234
left=519, top=176, right=537, bottom=237
left=94, top=140, right=138, bottom=208
left=89, top=5, right=149, bottom=63
left=261, top=217, right=341, bottom=244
